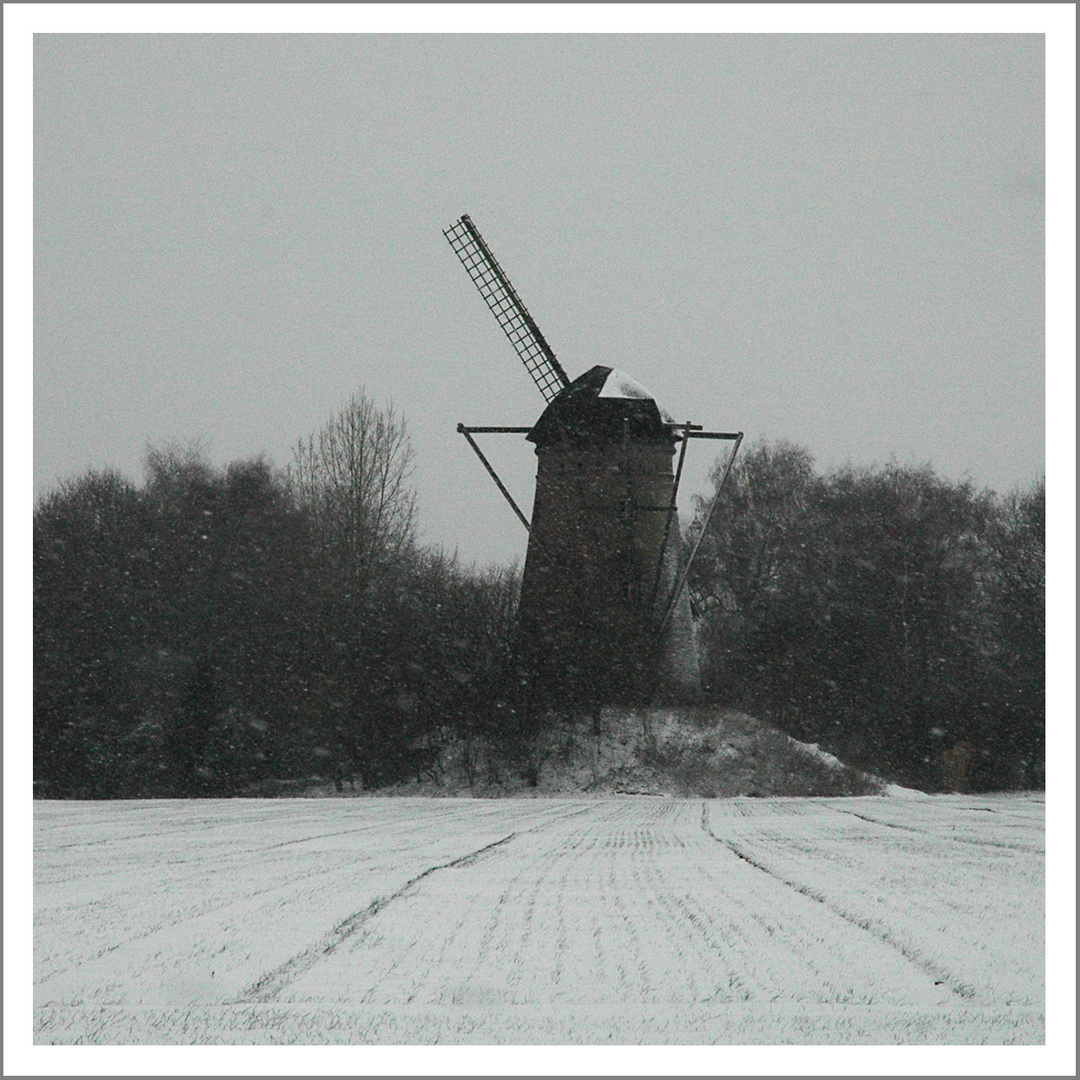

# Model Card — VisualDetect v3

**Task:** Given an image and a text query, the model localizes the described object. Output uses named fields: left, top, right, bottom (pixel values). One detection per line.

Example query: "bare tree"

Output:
left=288, top=391, right=418, bottom=596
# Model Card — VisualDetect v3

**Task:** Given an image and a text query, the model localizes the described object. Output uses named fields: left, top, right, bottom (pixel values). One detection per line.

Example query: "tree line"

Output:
left=34, top=394, right=519, bottom=798
left=34, top=395, right=1043, bottom=797
left=688, top=441, right=1044, bottom=792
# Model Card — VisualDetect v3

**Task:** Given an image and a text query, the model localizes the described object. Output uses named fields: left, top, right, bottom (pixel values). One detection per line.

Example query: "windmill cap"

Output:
left=527, top=365, right=676, bottom=446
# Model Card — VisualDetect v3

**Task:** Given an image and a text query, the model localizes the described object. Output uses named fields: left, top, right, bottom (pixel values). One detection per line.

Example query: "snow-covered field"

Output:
left=33, top=793, right=1044, bottom=1045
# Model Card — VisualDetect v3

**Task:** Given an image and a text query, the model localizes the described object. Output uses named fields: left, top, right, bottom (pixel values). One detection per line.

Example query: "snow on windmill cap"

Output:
left=527, top=365, right=676, bottom=446
left=596, top=368, right=676, bottom=423
left=597, top=368, right=654, bottom=400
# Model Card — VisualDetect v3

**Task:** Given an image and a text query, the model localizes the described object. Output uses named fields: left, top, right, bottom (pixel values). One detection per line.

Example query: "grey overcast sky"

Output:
left=34, top=32, right=1045, bottom=567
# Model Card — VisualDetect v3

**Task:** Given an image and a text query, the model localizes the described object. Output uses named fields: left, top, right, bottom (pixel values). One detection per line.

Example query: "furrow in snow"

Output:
left=701, top=803, right=975, bottom=1000
left=233, top=832, right=520, bottom=1005
left=832, top=807, right=1045, bottom=854
left=34, top=796, right=1044, bottom=1043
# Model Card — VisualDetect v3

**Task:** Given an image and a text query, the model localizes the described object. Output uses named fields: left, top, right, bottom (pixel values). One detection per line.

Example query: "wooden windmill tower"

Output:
left=444, top=214, right=742, bottom=713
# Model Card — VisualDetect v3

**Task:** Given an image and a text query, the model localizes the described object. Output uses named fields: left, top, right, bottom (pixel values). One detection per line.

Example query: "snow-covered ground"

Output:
left=33, top=793, right=1044, bottom=1045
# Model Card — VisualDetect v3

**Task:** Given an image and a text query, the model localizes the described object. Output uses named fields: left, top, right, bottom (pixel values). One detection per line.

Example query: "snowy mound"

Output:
left=343, top=706, right=884, bottom=799
left=525, top=706, right=884, bottom=799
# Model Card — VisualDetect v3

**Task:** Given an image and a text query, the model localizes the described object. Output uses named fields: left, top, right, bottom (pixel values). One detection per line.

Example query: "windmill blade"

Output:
left=444, top=214, right=571, bottom=403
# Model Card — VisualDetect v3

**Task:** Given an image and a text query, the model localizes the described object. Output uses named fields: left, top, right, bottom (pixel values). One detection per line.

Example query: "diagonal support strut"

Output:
left=655, top=431, right=744, bottom=640
left=457, top=424, right=534, bottom=534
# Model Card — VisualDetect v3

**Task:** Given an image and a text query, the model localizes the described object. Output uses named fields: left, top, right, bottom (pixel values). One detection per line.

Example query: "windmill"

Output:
left=444, top=214, right=742, bottom=711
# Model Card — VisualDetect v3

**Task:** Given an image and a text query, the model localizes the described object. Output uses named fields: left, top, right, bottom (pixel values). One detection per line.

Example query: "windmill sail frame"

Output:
left=444, top=215, right=571, bottom=403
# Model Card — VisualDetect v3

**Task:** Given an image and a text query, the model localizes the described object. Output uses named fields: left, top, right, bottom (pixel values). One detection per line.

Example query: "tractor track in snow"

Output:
left=234, top=833, right=520, bottom=1004
left=700, top=803, right=975, bottom=1001
left=830, top=807, right=1044, bottom=854
left=233, top=802, right=598, bottom=1005
left=35, top=800, right=592, bottom=994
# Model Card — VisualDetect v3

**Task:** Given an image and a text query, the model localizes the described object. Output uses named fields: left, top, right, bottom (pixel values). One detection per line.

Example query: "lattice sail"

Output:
left=444, top=214, right=571, bottom=403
